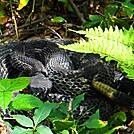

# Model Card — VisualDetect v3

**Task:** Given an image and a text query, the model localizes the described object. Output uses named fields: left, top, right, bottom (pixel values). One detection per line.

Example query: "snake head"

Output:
left=29, top=73, right=52, bottom=99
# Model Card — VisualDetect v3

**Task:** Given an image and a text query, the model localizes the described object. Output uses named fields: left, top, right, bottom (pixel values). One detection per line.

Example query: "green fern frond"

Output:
left=59, top=26, right=134, bottom=79
left=70, top=26, right=133, bottom=48
left=123, top=26, right=134, bottom=49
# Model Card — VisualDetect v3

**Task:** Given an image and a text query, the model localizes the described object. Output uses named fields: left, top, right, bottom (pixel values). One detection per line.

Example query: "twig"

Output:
left=67, top=0, right=86, bottom=23
left=46, top=26, right=62, bottom=39
left=96, top=11, right=105, bottom=17
left=0, top=18, right=46, bottom=39
left=0, top=17, right=63, bottom=40
left=25, top=0, right=36, bottom=24
left=10, top=0, right=19, bottom=39
left=19, top=18, right=46, bottom=29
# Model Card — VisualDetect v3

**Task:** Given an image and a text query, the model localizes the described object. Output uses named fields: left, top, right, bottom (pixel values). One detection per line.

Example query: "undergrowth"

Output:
left=0, top=77, right=127, bottom=134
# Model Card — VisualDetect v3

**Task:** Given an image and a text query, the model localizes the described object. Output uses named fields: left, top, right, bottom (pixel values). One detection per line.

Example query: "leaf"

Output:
left=36, top=125, right=53, bottom=134
left=0, top=77, right=30, bottom=91
left=11, top=126, right=33, bottom=134
left=11, top=126, right=27, bottom=134
left=58, top=0, right=67, bottom=2
left=52, top=120, right=75, bottom=131
left=113, top=112, right=126, bottom=122
left=33, top=101, right=56, bottom=126
left=12, top=115, right=33, bottom=127
left=49, top=109, right=65, bottom=121
left=11, top=94, right=43, bottom=110
left=123, top=26, right=134, bottom=47
left=122, top=68, right=134, bottom=79
left=90, top=109, right=100, bottom=120
left=104, top=5, right=118, bottom=17
left=0, top=11, right=3, bottom=17
left=82, top=22, right=92, bottom=28
left=83, top=15, right=104, bottom=28
left=104, top=126, right=122, bottom=134
left=0, top=2, right=7, bottom=11
left=82, top=119, right=107, bottom=129
left=67, top=3, right=73, bottom=12
left=0, top=91, right=12, bottom=110
left=81, top=110, right=105, bottom=129
left=59, top=102, right=69, bottom=115
left=61, top=130, right=69, bottom=134
left=72, top=93, right=84, bottom=111
left=108, top=112, right=126, bottom=127
left=51, top=16, right=66, bottom=23
left=121, top=0, right=134, bottom=18
left=90, top=126, right=109, bottom=134
left=113, top=18, right=129, bottom=29
left=89, top=15, right=104, bottom=22
left=17, top=0, right=29, bottom=10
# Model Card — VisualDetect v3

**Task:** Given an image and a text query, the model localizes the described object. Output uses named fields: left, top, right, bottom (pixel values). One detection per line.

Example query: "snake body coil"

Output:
left=0, top=39, right=133, bottom=121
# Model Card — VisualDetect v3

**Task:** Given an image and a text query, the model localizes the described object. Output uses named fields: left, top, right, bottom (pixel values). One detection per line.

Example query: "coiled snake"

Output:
left=0, top=39, right=134, bottom=121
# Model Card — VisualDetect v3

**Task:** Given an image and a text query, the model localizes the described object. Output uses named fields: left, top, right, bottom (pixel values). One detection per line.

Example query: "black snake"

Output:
left=0, top=39, right=134, bottom=121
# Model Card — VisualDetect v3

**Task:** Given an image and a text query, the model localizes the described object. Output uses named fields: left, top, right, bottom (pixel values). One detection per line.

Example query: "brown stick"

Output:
left=68, top=0, right=86, bottom=23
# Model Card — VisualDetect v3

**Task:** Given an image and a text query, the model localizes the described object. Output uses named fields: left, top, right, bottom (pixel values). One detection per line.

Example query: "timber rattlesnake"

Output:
left=0, top=39, right=134, bottom=121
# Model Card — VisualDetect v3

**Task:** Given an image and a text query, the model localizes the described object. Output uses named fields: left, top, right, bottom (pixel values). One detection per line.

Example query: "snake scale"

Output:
left=0, top=38, right=134, bottom=121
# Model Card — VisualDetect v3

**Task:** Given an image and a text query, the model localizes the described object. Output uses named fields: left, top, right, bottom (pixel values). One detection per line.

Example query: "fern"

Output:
left=123, top=26, right=134, bottom=49
left=59, top=26, right=134, bottom=80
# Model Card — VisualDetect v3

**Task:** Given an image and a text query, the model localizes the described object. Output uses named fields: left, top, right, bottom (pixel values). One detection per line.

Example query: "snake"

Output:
left=0, top=38, right=134, bottom=122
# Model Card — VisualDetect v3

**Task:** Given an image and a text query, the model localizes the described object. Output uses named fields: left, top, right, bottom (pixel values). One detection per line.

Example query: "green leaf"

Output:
left=61, top=130, right=69, bottom=134
left=59, top=102, right=69, bottom=115
left=121, top=0, right=134, bottom=18
left=11, top=94, right=43, bottom=110
left=108, top=112, right=126, bottom=127
left=51, top=16, right=66, bottom=23
left=72, top=93, right=84, bottom=111
left=33, top=101, right=56, bottom=126
left=52, top=120, right=75, bottom=131
left=89, top=15, right=104, bottom=22
left=0, top=2, right=7, bottom=11
left=12, top=115, right=33, bottom=127
left=90, top=126, right=109, bottom=134
left=21, top=130, right=34, bottom=134
left=0, top=91, right=12, bottom=110
left=104, top=5, right=118, bottom=17
left=11, top=126, right=33, bottom=134
left=113, top=112, right=126, bottom=122
left=11, top=126, right=27, bottom=134
left=17, top=0, right=29, bottom=10
left=36, top=125, right=53, bottom=134
left=81, top=110, right=104, bottom=129
left=82, top=119, right=106, bottom=129
left=112, top=17, right=129, bottom=29
left=82, top=21, right=99, bottom=28
left=67, top=3, right=73, bottom=12
left=49, top=109, right=65, bottom=121
left=104, top=126, right=122, bottom=134
left=90, top=109, right=100, bottom=120
left=0, top=77, right=30, bottom=91
left=58, top=0, right=67, bottom=2
left=122, top=68, right=134, bottom=79
left=123, top=26, right=134, bottom=47
left=0, top=11, right=4, bottom=17
left=83, top=15, right=104, bottom=28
